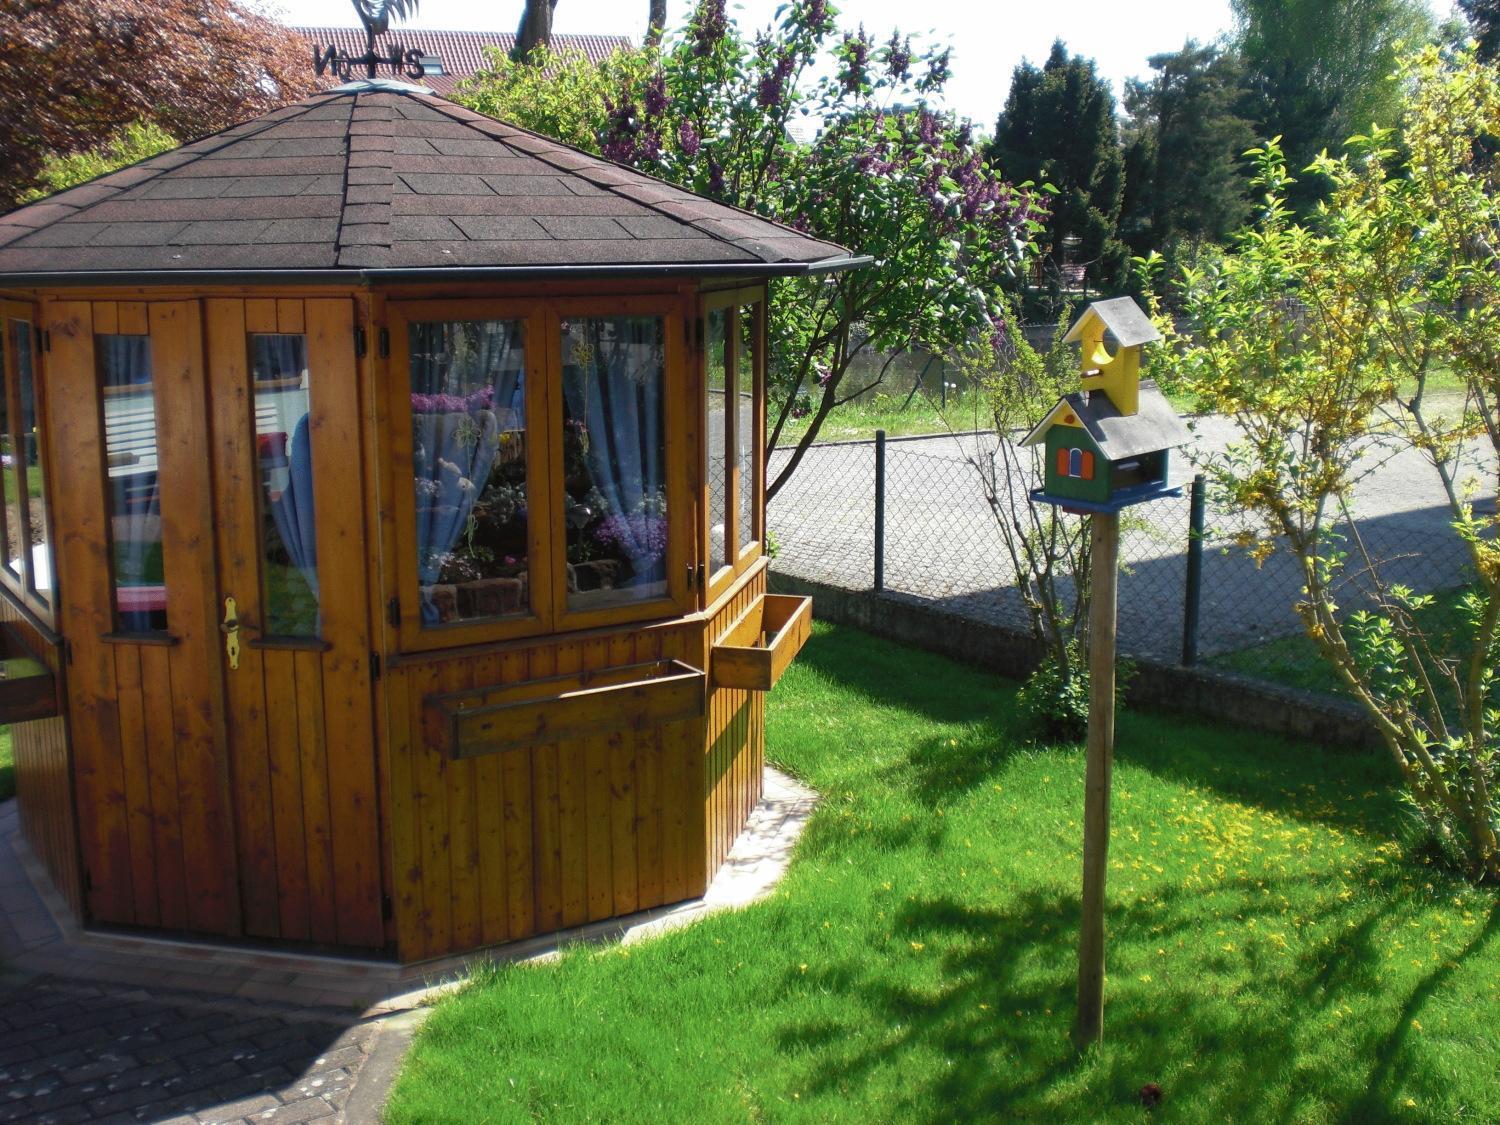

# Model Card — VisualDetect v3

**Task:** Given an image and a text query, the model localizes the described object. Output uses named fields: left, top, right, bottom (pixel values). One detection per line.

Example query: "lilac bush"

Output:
left=596, top=0, right=1044, bottom=495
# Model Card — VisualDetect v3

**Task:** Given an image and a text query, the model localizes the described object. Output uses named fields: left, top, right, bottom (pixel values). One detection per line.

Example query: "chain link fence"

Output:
left=769, top=427, right=1497, bottom=695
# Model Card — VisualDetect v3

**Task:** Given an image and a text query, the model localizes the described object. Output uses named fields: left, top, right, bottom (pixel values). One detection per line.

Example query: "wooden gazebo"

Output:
left=0, top=80, right=862, bottom=961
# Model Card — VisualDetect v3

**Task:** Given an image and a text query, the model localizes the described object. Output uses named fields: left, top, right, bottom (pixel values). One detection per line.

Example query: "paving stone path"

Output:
left=0, top=974, right=403, bottom=1124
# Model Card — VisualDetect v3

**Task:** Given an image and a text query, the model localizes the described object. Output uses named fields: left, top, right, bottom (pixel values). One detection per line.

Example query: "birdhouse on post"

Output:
left=1022, top=297, right=1188, bottom=514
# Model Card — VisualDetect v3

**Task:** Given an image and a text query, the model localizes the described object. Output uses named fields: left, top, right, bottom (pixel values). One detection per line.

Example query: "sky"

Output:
left=265, top=0, right=1456, bottom=127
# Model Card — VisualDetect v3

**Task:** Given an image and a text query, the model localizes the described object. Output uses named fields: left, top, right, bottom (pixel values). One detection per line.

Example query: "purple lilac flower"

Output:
left=886, top=33, right=911, bottom=81
left=677, top=119, right=701, bottom=157
left=707, top=158, right=725, bottom=196
left=841, top=27, right=870, bottom=93
left=918, top=109, right=940, bottom=147
left=803, top=0, right=829, bottom=32
left=923, top=48, right=951, bottom=90
left=691, top=0, right=728, bottom=56
left=643, top=72, right=670, bottom=117
left=757, top=48, right=796, bottom=109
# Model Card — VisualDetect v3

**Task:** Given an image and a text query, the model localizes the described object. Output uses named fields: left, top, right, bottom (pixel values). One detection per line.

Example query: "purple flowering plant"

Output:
left=458, top=0, right=1043, bottom=501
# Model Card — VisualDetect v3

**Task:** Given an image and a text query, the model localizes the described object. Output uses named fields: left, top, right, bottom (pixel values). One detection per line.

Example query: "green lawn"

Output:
left=775, top=390, right=993, bottom=444
left=386, top=623, right=1498, bottom=1124
left=0, top=725, right=12, bottom=801
left=1210, top=587, right=1476, bottom=701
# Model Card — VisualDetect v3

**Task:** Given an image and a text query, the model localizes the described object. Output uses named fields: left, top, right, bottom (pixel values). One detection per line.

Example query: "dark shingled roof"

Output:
left=1022, top=380, right=1189, bottom=460
left=0, top=81, right=860, bottom=283
left=292, top=28, right=632, bottom=96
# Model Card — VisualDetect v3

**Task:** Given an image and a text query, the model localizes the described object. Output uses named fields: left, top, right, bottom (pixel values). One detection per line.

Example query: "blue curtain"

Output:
left=409, top=321, right=524, bottom=623
left=269, top=413, right=317, bottom=596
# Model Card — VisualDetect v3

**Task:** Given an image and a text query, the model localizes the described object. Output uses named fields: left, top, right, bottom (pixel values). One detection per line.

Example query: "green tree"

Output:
left=1233, top=0, right=1435, bottom=211
left=989, top=41, right=1127, bottom=302
left=0, top=0, right=316, bottom=209
left=1119, top=42, right=1257, bottom=258
left=454, top=44, right=656, bottom=152
left=21, top=122, right=177, bottom=203
left=1460, top=0, right=1500, bottom=60
left=1163, top=47, right=1500, bottom=881
left=513, top=0, right=558, bottom=60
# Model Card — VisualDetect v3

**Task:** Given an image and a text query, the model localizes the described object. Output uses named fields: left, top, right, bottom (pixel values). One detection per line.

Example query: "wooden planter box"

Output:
left=0, top=623, right=59, bottom=724
left=428, top=658, right=707, bottom=760
left=711, top=594, right=812, bottom=692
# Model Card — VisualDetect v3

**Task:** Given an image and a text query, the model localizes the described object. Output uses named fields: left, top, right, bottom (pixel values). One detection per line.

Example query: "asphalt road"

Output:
left=767, top=409, right=1497, bottom=663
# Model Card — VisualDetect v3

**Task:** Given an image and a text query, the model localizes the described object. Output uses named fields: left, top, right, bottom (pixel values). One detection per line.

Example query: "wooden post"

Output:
left=1075, top=510, right=1119, bottom=1048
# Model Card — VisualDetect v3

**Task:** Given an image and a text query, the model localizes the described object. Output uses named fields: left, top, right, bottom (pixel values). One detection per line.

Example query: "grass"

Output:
left=0, top=726, right=12, bottom=801
left=775, top=390, right=992, bottom=444
left=386, top=623, right=1499, bottom=1124
left=1211, top=587, right=1476, bottom=701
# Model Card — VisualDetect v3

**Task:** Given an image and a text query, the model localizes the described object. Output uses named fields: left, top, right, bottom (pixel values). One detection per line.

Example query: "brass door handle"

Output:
left=222, top=595, right=240, bottom=670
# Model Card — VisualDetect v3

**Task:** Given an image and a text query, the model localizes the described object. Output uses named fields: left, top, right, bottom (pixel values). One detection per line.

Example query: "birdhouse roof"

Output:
left=1062, top=296, right=1162, bottom=348
left=1020, top=379, right=1189, bottom=459
left=0, top=82, right=867, bottom=285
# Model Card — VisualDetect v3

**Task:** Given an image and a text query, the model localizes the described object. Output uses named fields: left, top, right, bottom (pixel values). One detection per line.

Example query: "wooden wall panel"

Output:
left=44, top=300, right=134, bottom=926
left=382, top=565, right=771, bottom=962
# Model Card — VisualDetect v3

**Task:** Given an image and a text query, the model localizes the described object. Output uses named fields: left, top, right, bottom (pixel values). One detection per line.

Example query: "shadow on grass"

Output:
left=774, top=861, right=1478, bottom=1120
left=791, top=623, right=1406, bottom=835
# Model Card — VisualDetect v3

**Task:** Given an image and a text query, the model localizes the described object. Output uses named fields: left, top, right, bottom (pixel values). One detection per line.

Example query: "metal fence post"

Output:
left=1181, top=473, right=1206, bottom=666
left=874, top=429, right=886, bottom=592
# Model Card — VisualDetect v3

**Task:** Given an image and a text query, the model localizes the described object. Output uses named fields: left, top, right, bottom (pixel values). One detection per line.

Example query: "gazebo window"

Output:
left=735, top=302, right=762, bottom=557
left=704, top=292, right=766, bottom=601
left=560, top=315, right=669, bottom=611
left=408, top=319, right=531, bottom=626
left=705, top=308, right=730, bottom=575
left=250, top=334, right=319, bottom=636
left=97, top=334, right=167, bottom=633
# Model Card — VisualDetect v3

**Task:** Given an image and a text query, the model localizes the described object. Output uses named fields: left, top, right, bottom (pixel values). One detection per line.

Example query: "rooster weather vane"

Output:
left=313, top=0, right=431, bottom=82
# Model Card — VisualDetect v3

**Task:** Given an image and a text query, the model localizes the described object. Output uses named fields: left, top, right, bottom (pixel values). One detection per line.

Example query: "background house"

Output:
left=290, top=27, right=633, bottom=96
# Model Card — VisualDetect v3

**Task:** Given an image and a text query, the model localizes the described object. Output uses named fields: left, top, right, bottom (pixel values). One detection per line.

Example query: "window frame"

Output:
left=386, top=298, right=555, bottom=653
left=547, top=296, right=692, bottom=633
left=0, top=299, right=57, bottom=628
left=702, top=287, right=766, bottom=604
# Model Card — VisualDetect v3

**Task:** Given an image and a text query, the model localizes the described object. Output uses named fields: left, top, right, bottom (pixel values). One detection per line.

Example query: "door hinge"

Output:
left=381, top=893, right=394, bottom=921
left=370, top=650, right=381, bottom=681
left=386, top=596, right=400, bottom=629
left=354, top=326, right=368, bottom=358
left=378, top=327, right=390, bottom=358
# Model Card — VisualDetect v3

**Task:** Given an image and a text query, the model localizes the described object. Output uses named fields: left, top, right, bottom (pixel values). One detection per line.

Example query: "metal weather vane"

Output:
left=313, top=0, right=431, bottom=82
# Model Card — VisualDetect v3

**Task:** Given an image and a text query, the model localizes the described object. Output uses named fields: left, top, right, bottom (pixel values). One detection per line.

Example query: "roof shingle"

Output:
left=0, top=82, right=857, bottom=281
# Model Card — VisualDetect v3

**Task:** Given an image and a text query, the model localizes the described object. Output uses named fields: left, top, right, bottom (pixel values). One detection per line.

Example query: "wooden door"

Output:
left=48, top=299, right=240, bottom=935
left=204, top=298, right=385, bottom=949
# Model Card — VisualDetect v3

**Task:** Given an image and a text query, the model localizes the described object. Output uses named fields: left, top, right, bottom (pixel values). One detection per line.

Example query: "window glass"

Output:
left=560, top=316, right=668, bottom=611
left=705, top=308, right=730, bottom=573
left=12, top=319, right=50, bottom=603
left=251, top=335, right=318, bottom=635
left=736, top=305, right=758, bottom=556
left=408, top=320, right=529, bottom=626
left=98, top=334, right=167, bottom=632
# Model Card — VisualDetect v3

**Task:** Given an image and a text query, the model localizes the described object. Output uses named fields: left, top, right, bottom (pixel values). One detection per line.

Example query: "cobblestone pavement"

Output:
left=0, top=974, right=396, bottom=1125
left=769, top=415, right=1498, bottom=662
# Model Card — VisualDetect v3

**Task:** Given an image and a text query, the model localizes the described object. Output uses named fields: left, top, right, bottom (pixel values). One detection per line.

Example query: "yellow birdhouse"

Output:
left=1062, top=296, right=1161, bottom=417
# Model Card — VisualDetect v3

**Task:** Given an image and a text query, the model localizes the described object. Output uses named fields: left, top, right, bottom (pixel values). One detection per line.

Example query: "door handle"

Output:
left=221, top=595, right=240, bottom=670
